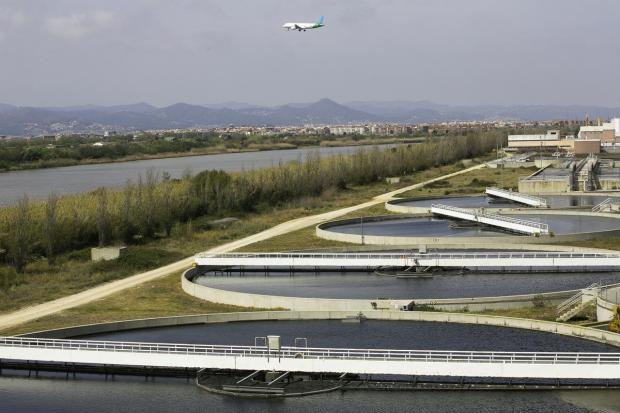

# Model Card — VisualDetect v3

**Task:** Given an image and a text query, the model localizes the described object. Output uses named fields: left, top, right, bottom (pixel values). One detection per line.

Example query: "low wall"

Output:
left=296, top=243, right=620, bottom=254
left=598, top=285, right=620, bottom=322
left=22, top=310, right=620, bottom=348
left=316, top=212, right=620, bottom=246
left=385, top=196, right=597, bottom=215
left=182, top=268, right=594, bottom=313
left=385, top=195, right=533, bottom=215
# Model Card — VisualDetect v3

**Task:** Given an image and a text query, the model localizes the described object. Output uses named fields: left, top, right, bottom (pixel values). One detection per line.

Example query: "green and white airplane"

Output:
left=282, top=16, right=325, bottom=32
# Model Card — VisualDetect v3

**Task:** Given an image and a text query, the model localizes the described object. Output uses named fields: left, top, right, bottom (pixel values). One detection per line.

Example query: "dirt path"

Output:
left=0, top=162, right=488, bottom=330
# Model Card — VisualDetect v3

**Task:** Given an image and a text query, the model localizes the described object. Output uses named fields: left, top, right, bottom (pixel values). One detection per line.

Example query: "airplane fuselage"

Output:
left=282, top=22, right=324, bottom=31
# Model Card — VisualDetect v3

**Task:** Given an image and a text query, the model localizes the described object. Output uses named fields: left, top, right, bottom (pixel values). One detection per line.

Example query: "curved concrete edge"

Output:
left=384, top=193, right=617, bottom=215
left=316, top=212, right=620, bottom=246
left=21, top=309, right=620, bottom=348
left=598, top=285, right=620, bottom=322
left=385, top=195, right=533, bottom=215
left=290, top=243, right=620, bottom=255
left=183, top=268, right=620, bottom=313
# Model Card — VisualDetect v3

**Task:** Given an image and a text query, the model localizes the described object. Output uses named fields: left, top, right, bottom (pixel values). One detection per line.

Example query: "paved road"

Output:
left=0, top=162, right=488, bottom=331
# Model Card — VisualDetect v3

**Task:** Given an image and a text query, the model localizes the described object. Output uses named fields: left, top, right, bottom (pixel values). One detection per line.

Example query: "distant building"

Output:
left=578, top=118, right=620, bottom=144
left=329, top=126, right=368, bottom=135
left=508, top=130, right=600, bottom=155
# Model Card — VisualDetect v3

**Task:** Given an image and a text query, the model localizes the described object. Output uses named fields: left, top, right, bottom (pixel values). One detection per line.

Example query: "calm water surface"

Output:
left=4, top=321, right=619, bottom=413
left=0, top=145, right=390, bottom=205
left=196, top=271, right=620, bottom=299
left=3, top=377, right=618, bottom=413
left=397, top=195, right=620, bottom=209
left=329, top=214, right=620, bottom=237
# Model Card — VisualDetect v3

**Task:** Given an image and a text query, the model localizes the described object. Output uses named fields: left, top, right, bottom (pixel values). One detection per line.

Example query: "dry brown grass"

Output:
left=1, top=271, right=252, bottom=335
left=396, top=166, right=537, bottom=199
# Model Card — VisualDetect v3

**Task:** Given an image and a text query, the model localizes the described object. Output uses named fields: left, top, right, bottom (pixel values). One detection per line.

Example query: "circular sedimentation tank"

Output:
left=316, top=212, right=620, bottom=245
left=386, top=194, right=620, bottom=213
left=335, top=213, right=620, bottom=237
left=75, top=319, right=618, bottom=353
left=12, top=313, right=620, bottom=411
left=193, top=270, right=620, bottom=301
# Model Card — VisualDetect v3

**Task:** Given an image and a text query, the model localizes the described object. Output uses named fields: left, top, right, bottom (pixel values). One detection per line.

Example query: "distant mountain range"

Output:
left=1, top=98, right=619, bottom=136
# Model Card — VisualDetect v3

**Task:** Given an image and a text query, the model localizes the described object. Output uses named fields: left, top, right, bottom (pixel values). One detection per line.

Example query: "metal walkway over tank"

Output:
left=1, top=336, right=619, bottom=380
left=485, top=187, right=548, bottom=208
left=430, top=204, right=550, bottom=235
left=194, top=251, right=620, bottom=271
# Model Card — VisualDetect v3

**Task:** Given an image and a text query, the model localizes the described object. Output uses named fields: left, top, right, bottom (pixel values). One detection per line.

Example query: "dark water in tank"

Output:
left=329, top=214, right=620, bottom=237
left=75, top=320, right=619, bottom=353
left=397, top=195, right=620, bottom=209
left=4, top=321, right=620, bottom=413
left=195, top=270, right=620, bottom=299
left=3, top=376, right=619, bottom=413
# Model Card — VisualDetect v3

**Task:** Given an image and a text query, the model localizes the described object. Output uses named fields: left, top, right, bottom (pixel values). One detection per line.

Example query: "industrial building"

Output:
left=518, top=156, right=620, bottom=193
left=508, top=119, right=620, bottom=155
left=507, top=130, right=600, bottom=155
left=578, top=118, right=620, bottom=144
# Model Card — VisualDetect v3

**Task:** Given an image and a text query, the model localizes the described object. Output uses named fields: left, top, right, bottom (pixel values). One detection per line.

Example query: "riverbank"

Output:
left=0, top=137, right=413, bottom=173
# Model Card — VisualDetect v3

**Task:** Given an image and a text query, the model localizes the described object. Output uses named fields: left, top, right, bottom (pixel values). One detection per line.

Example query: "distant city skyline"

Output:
left=1, top=0, right=619, bottom=107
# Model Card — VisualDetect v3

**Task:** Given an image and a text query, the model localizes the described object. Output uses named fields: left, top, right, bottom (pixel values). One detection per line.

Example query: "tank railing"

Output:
left=196, top=252, right=620, bottom=260
left=431, top=204, right=550, bottom=232
left=2, top=336, right=619, bottom=365
left=592, top=198, right=614, bottom=213
left=556, top=294, right=585, bottom=317
left=485, top=187, right=548, bottom=206
left=556, top=283, right=601, bottom=316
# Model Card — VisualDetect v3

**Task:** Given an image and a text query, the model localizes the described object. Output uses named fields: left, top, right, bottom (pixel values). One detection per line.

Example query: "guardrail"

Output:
left=431, top=204, right=549, bottom=233
left=2, top=337, right=619, bottom=365
left=593, top=198, right=614, bottom=213
left=485, top=187, right=548, bottom=207
left=556, top=283, right=599, bottom=316
left=195, top=251, right=620, bottom=260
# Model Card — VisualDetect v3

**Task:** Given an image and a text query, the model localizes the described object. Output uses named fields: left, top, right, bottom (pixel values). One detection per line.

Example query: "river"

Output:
left=0, top=144, right=390, bottom=206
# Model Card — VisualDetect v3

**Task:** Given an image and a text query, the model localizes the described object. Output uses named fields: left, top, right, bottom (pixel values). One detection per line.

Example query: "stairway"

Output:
left=592, top=198, right=613, bottom=213
left=556, top=283, right=600, bottom=322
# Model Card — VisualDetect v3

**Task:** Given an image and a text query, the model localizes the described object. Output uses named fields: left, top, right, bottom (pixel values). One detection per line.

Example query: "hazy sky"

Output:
left=1, top=0, right=619, bottom=107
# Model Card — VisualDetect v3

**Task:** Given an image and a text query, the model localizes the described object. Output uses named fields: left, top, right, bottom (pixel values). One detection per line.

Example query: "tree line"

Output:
left=0, top=132, right=503, bottom=273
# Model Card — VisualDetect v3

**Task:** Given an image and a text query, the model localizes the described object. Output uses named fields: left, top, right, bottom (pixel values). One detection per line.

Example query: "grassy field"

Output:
left=0, top=157, right=490, bottom=318
left=1, top=271, right=252, bottom=335
left=396, top=166, right=537, bottom=199
left=560, top=237, right=620, bottom=251
left=476, top=305, right=560, bottom=321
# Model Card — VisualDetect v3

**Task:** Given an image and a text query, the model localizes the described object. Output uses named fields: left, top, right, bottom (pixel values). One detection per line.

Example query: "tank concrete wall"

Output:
left=518, top=179, right=572, bottom=194
left=181, top=269, right=592, bottom=313
left=23, top=310, right=620, bottom=348
left=316, top=212, right=620, bottom=246
left=597, top=285, right=620, bottom=322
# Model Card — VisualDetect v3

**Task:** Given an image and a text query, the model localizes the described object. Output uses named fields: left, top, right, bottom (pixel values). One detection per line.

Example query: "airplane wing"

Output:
left=294, top=24, right=302, bottom=31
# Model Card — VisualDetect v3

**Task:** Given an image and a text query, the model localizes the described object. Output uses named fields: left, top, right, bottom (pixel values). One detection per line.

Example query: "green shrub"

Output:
left=532, top=294, right=546, bottom=308
left=64, top=248, right=91, bottom=262
left=0, top=266, right=18, bottom=292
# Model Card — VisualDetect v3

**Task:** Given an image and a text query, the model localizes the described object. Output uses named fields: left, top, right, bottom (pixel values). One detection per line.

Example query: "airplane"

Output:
left=282, top=16, right=325, bottom=32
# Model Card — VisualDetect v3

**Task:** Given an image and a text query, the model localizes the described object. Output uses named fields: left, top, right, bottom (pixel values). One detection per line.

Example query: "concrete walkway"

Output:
left=0, top=162, right=488, bottom=330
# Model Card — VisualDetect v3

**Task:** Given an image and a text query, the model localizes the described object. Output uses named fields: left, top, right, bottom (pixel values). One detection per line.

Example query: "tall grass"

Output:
left=0, top=132, right=502, bottom=272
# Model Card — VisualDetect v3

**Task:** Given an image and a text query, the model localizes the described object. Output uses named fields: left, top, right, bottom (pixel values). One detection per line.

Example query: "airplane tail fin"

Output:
left=317, top=16, right=324, bottom=25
